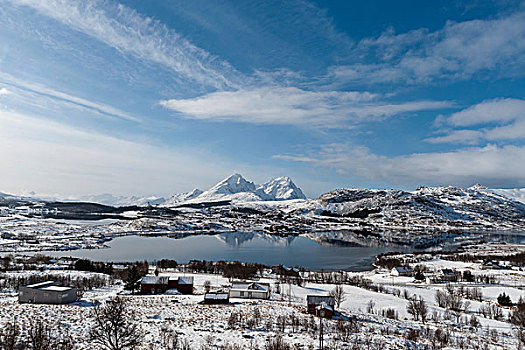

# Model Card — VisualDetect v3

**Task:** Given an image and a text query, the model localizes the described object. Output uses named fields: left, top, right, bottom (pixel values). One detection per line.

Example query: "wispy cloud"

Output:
left=13, top=0, right=242, bottom=90
left=275, top=143, right=525, bottom=188
left=0, top=72, right=140, bottom=122
left=427, top=98, right=525, bottom=144
left=160, top=87, right=451, bottom=127
left=332, top=11, right=525, bottom=84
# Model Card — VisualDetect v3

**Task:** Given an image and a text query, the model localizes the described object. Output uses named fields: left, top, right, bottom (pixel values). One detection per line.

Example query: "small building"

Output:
left=140, top=276, right=169, bottom=294
left=204, top=291, right=229, bottom=304
left=229, top=281, right=270, bottom=299
left=481, top=260, right=500, bottom=270
left=274, top=265, right=303, bottom=284
left=141, top=275, right=194, bottom=295
left=306, top=295, right=335, bottom=317
left=168, top=276, right=194, bottom=294
left=440, top=269, right=458, bottom=282
left=315, top=302, right=334, bottom=318
left=391, top=267, right=414, bottom=277
left=19, top=281, right=77, bottom=304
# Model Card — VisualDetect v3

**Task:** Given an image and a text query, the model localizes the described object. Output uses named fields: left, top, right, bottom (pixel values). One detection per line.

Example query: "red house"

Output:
left=168, top=276, right=194, bottom=294
left=140, top=275, right=194, bottom=295
left=140, top=276, right=169, bottom=294
left=306, top=295, right=335, bottom=318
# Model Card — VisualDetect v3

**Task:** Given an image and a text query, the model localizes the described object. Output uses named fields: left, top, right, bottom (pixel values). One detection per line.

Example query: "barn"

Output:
left=229, top=281, right=270, bottom=299
left=168, top=276, right=194, bottom=294
left=140, top=276, right=169, bottom=294
left=306, top=295, right=335, bottom=318
left=19, top=281, right=77, bottom=304
left=141, top=275, right=194, bottom=294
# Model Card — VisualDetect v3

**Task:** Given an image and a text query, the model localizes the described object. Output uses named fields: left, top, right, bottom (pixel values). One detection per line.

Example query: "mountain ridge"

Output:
left=162, top=173, right=307, bottom=206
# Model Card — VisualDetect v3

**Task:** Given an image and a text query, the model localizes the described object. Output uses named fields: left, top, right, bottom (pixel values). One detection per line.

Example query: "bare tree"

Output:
left=89, top=297, right=142, bottom=350
left=407, top=297, right=428, bottom=323
left=435, top=289, right=448, bottom=308
left=511, top=305, right=525, bottom=346
left=330, top=284, right=346, bottom=308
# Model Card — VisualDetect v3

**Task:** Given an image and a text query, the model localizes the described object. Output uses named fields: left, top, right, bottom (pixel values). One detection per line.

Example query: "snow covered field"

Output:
left=1, top=244, right=524, bottom=349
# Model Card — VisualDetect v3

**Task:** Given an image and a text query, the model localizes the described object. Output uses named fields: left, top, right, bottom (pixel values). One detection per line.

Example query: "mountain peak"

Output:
left=210, top=173, right=256, bottom=195
left=257, top=176, right=306, bottom=200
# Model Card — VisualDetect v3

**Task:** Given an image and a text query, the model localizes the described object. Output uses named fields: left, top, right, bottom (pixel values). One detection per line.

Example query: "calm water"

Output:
left=37, top=232, right=411, bottom=271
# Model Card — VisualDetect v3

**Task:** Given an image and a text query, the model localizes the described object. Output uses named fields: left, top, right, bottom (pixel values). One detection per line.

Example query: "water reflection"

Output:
left=215, top=232, right=296, bottom=247
left=37, top=233, right=408, bottom=271
left=26, top=230, right=525, bottom=271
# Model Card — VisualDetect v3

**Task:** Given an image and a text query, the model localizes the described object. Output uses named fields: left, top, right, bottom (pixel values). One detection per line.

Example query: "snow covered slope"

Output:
left=479, top=188, right=525, bottom=204
left=162, top=189, right=203, bottom=206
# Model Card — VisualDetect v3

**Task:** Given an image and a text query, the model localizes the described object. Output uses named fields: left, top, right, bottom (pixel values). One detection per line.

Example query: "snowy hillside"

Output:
left=162, top=189, right=204, bottom=206
left=479, top=187, right=525, bottom=204
left=301, top=185, right=525, bottom=245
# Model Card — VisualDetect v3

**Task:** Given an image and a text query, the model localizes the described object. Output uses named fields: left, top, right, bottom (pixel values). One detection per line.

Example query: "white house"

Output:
left=229, top=281, right=270, bottom=299
left=391, top=267, right=413, bottom=277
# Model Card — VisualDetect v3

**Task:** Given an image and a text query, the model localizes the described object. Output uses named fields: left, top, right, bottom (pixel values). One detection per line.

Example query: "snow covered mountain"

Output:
left=162, top=173, right=307, bottom=206
left=306, top=185, right=525, bottom=229
left=72, top=194, right=166, bottom=207
left=162, top=188, right=204, bottom=206
left=256, top=176, right=306, bottom=201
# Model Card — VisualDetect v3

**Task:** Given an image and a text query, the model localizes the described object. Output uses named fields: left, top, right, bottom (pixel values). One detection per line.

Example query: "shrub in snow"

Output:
left=265, top=336, right=291, bottom=350
left=497, top=292, right=513, bottom=307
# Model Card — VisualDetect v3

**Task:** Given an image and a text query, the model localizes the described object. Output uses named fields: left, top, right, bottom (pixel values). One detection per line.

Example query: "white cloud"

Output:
left=13, top=0, right=242, bottom=89
left=333, top=12, right=525, bottom=84
left=0, top=87, right=9, bottom=95
left=160, top=87, right=451, bottom=127
left=0, top=72, right=140, bottom=122
left=446, top=98, right=525, bottom=126
left=0, top=109, right=236, bottom=196
left=425, top=129, right=483, bottom=145
left=275, top=143, right=525, bottom=188
left=427, top=98, right=525, bottom=144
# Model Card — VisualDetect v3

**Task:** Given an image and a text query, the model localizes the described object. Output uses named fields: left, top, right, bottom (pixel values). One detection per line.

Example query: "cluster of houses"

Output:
left=17, top=275, right=337, bottom=319
left=203, top=281, right=272, bottom=304
left=391, top=266, right=460, bottom=284
left=139, top=274, right=336, bottom=318
left=140, top=275, right=194, bottom=294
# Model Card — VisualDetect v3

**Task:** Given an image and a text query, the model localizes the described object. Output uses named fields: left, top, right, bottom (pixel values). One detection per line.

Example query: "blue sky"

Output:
left=0, top=0, right=524, bottom=197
